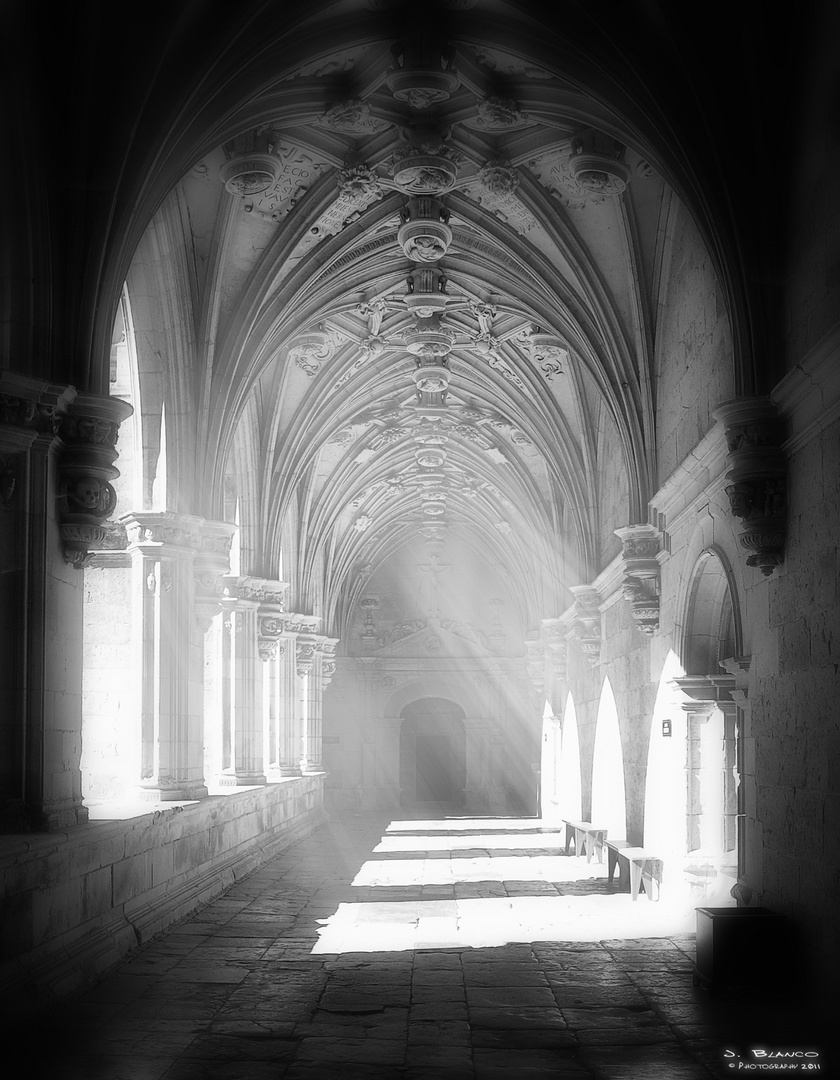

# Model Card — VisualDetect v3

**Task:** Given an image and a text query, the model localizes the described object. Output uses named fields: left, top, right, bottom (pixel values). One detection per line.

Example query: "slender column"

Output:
left=302, top=637, right=338, bottom=774
left=276, top=634, right=301, bottom=775
left=124, top=512, right=207, bottom=801
left=295, top=636, right=316, bottom=772
left=218, top=576, right=266, bottom=786
left=674, top=674, right=737, bottom=856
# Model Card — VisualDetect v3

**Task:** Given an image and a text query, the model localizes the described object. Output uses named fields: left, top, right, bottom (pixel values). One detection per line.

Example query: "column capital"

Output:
left=671, top=673, right=737, bottom=715
left=568, top=584, right=602, bottom=666
left=56, top=392, right=134, bottom=568
left=615, top=524, right=662, bottom=636
left=123, top=510, right=205, bottom=554
left=713, top=396, right=787, bottom=576
left=194, top=520, right=237, bottom=631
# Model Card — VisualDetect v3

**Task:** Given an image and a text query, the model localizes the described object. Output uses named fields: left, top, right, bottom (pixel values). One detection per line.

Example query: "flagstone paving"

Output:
left=24, top=814, right=829, bottom=1079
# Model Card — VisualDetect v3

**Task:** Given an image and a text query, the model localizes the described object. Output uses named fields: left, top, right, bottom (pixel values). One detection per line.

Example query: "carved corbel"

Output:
left=312, top=636, right=339, bottom=691
left=295, top=638, right=316, bottom=677
left=615, top=524, right=661, bottom=636
left=714, top=398, right=786, bottom=576
left=524, top=638, right=546, bottom=700
left=257, top=610, right=286, bottom=662
left=58, top=394, right=133, bottom=568
left=568, top=585, right=601, bottom=667
left=541, top=617, right=568, bottom=683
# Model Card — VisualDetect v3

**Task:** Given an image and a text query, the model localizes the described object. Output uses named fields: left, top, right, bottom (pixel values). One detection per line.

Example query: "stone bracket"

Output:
left=615, top=524, right=662, bottom=636
left=713, top=397, right=787, bottom=576
left=568, top=584, right=601, bottom=666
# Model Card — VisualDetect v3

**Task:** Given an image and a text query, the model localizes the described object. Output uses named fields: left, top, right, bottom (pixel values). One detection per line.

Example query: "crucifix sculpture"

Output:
left=416, top=551, right=452, bottom=621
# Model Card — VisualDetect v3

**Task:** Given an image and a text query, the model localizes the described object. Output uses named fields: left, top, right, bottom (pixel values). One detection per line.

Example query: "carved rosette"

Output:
left=58, top=394, right=134, bottom=568
left=478, top=159, right=519, bottom=196
left=528, top=330, right=568, bottom=383
left=615, top=524, right=661, bottom=636
left=714, top=398, right=787, bottom=576
left=398, top=196, right=452, bottom=262
left=568, top=585, right=602, bottom=666
left=288, top=328, right=336, bottom=377
left=391, top=142, right=459, bottom=196
left=337, top=163, right=383, bottom=200
left=569, top=130, right=630, bottom=195
left=385, top=35, right=459, bottom=108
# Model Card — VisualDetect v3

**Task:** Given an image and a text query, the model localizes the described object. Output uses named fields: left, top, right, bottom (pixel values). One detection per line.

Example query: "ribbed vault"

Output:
left=122, top=0, right=719, bottom=649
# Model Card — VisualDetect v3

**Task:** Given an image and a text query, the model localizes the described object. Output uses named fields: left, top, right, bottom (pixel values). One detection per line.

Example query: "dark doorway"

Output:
left=399, top=698, right=466, bottom=811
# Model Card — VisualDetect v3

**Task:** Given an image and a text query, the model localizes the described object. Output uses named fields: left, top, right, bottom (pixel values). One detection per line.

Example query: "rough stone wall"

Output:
left=654, top=204, right=734, bottom=485
left=751, top=417, right=840, bottom=970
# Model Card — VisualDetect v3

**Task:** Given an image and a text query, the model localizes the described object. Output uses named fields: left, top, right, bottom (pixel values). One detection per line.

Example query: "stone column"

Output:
left=274, top=634, right=301, bottom=776
left=217, top=576, right=266, bottom=786
left=1, top=382, right=133, bottom=829
left=295, top=636, right=316, bottom=773
left=0, top=379, right=71, bottom=828
left=673, top=674, right=737, bottom=856
left=302, top=637, right=338, bottom=774
left=124, top=512, right=208, bottom=801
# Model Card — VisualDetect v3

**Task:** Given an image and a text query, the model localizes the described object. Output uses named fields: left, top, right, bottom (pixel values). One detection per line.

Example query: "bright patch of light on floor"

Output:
left=310, top=894, right=695, bottom=954
left=352, top=855, right=606, bottom=887
left=373, top=832, right=568, bottom=853
left=386, top=818, right=544, bottom=832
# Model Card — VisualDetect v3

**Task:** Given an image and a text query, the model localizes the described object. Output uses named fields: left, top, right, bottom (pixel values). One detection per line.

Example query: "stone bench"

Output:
left=562, top=819, right=608, bottom=864
left=605, top=839, right=663, bottom=901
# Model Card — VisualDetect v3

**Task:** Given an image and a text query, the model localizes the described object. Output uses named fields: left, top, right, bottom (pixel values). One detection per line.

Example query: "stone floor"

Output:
left=24, top=814, right=830, bottom=1080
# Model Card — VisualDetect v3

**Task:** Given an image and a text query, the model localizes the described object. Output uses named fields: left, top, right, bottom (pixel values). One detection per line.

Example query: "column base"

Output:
left=301, top=762, right=325, bottom=775
left=137, top=783, right=209, bottom=801
left=22, top=801, right=90, bottom=831
left=268, top=766, right=302, bottom=779
left=216, top=773, right=267, bottom=788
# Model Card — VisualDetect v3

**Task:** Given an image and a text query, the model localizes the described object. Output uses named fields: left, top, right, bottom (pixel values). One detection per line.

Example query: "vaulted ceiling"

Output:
left=110, top=0, right=766, bottom=641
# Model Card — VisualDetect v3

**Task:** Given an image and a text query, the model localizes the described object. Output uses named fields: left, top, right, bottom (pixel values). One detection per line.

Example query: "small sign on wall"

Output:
left=662, top=720, right=672, bottom=737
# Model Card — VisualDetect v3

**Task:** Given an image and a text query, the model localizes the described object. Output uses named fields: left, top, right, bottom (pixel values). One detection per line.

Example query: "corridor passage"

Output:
left=30, top=815, right=824, bottom=1080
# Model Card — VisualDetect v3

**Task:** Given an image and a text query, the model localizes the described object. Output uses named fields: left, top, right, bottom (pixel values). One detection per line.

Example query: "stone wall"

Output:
left=0, top=776, right=326, bottom=1017
left=750, top=413, right=840, bottom=970
left=654, top=202, right=734, bottom=485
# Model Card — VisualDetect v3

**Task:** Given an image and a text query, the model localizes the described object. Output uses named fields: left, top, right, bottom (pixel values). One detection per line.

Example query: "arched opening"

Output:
left=676, top=547, right=745, bottom=900
left=644, top=649, right=688, bottom=859
left=591, top=678, right=627, bottom=841
left=399, top=697, right=466, bottom=813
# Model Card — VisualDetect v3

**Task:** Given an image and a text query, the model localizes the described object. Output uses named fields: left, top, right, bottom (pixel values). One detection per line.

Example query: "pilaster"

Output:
left=1, top=377, right=132, bottom=829
left=124, top=512, right=208, bottom=801
left=217, top=576, right=267, bottom=786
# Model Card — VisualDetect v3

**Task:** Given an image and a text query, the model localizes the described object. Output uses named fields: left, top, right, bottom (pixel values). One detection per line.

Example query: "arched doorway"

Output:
left=399, top=698, right=466, bottom=812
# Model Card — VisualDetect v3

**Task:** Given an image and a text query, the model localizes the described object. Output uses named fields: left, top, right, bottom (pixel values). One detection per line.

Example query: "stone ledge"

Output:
left=0, top=776, right=326, bottom=1014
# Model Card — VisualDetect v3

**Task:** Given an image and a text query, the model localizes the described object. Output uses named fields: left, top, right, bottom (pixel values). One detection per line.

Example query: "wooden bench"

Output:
left=562, top=819, right=608, bottom=864
left=605, top=839, right=663, bottom=901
